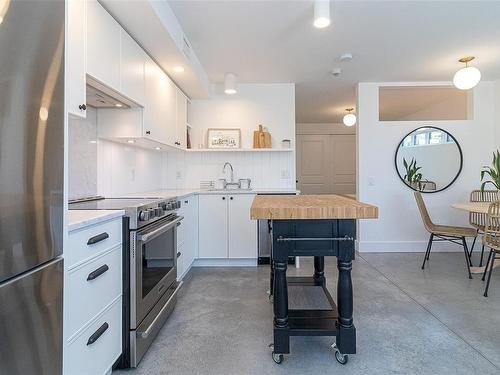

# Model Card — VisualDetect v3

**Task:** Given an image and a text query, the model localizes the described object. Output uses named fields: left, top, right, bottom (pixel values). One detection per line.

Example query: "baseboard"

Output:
left=192, top=258, right=258, bottom=267
left=358, top=239, right=476, bottom=253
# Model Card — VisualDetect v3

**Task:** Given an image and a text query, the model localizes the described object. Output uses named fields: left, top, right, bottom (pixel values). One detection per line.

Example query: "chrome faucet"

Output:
left=223, top=162, right=234, bottom=182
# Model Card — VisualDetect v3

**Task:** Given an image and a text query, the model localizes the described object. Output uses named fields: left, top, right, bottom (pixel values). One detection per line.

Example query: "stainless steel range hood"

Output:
left=86, top=76, right=140, bottom=109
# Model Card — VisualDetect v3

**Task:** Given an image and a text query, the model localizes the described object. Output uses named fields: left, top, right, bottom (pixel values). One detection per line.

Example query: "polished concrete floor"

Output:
left=116, top=252, right=500, bottom=375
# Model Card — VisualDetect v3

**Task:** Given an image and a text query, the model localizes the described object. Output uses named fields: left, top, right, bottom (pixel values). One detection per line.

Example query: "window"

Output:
left=400, top=128, right=453, bottom=148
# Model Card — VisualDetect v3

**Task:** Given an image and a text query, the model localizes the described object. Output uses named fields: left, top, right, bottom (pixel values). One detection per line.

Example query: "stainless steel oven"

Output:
left=130, top=213, right=183, bottom=367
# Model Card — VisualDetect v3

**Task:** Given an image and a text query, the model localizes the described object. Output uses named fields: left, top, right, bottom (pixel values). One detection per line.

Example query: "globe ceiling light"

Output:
left=453, top=56, right=481, bottom=90
left=343, top=108, right=356, bottom=127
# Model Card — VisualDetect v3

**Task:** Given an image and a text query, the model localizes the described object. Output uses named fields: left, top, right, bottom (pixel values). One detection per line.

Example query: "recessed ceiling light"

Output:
left=173, top=66, right=185, bottom=73
left=313, top=0, right=330, bottom=28
left=331, top=68, right=342, bottom=77
left=224, top=73, right=238, bottom=95
left=89, top=140, right=97, bottom=144
left=453, top=56, right=481, bottom=90
left=115, top=103, right=123, bottom=108
left=340, top=53, right=353, bottom=62
left=127, top=140, right=135, bottom=144
left=155, top=147, right=161, bottom=150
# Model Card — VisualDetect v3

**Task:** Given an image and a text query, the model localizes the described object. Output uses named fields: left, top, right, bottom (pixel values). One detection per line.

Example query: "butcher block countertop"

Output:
left=250, top=194, right=379, bottom=220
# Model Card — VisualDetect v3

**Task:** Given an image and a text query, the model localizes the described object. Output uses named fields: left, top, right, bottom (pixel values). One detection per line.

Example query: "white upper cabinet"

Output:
left=228, top=194, right=257, bottom=258
left=175, top=89, right=188, bottom=149
left=120, top=30, right=146, bottom=106
left=67, top=0, right=87, bottom=118
left=144, top=56, right=169, bottom=144
left=86, top=0, right=121, bottom=91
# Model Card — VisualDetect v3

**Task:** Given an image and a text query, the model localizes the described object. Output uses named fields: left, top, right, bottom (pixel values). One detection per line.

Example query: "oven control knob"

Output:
left=138, top=210, right=148, bottom=221
left=155, top=207, right=163, bottom=217
left=175, top=201, right=181, bottom=209
left=148, top=208, right=156, bottom=218
left=166, top=202, right=173, bottom=211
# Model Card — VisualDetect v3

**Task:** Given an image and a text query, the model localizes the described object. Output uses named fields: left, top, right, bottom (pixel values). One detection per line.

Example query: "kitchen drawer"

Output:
left=67, top=217, right=122, bottom=269
left=177, top=216, right=187, bottom=247
left=65, top=297, right=122, bottom=375
left=66, top=246, right=122, bottom=339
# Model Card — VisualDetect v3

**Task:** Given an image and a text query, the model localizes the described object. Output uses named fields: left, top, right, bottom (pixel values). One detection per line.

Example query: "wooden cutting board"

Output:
left=253, top=125, right=264, bottom=148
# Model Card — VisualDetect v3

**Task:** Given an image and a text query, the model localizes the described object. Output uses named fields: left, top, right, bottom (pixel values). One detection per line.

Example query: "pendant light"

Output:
left=453, top=56, right=481, bottom=90
left=224, top=73, right=237, bottom=95
left=313, top=0, right=330, bottom=28
left=343, top=108, right=356, bottom=127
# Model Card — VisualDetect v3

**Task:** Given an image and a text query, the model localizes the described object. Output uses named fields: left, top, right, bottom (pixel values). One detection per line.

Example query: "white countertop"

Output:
left=68, top=210, right=125, bottom=232
left=124, top=188, right=300, bottom=199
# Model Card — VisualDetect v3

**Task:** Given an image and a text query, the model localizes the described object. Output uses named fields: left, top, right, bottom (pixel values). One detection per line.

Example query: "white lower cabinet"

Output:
left=64, top=297, right=122, bottom=375
left=65, top=216, right=123, bottom=375
left=199, top=194, right=257, bottom=259
left=177, top=195, right=198, bottom=279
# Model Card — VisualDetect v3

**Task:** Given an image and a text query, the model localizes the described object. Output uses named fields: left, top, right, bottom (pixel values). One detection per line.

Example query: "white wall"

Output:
left=357, top=82, right=496, bottom=252
left=296, top=122, right=355, bottom=135
left=494, top=79, right=500, bottom=148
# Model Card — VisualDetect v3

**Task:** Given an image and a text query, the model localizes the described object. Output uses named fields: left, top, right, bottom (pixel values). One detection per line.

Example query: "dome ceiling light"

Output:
left=224, top=73, right=237, bottom=95
left=343, top=108, right=356, bottom=127
left=313, top=0, right=330, bottom=29
left=453, top=56, right=481, bottom=90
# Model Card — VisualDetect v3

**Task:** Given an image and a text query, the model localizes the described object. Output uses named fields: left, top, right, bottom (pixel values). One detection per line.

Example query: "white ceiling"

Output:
left=168, top=0, right=500, bottom=123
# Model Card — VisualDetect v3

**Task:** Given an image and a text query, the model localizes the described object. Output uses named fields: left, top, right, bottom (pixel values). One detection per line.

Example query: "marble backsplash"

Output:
left=68, top=107, right=98, bottom=200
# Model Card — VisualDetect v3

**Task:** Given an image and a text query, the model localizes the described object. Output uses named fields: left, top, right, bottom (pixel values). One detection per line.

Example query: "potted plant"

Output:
left=403, top=157, right=426, bottom=190
left=480, top=150, right=500, bottom=191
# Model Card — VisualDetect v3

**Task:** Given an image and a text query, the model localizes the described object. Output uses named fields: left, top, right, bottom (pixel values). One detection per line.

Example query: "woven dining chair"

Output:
left=469, top=190, right=499, bottom=266
left=482, top=201, right=500, bottom=297
left=414, top=192, right=478, bottom=279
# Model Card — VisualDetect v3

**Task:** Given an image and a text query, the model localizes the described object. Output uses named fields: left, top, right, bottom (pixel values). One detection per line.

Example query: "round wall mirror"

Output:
left=395, top=127, right=463, bottom=193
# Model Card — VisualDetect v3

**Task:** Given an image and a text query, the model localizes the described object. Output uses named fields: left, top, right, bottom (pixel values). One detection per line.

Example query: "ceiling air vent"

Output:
left=182, top=35, right=192, bottom=62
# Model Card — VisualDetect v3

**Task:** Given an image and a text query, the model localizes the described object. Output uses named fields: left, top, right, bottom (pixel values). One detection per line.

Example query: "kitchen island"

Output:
left=250, top=195, right=378, bottom=364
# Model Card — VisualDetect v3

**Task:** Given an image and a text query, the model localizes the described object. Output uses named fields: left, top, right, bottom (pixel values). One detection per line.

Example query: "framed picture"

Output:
left=207, top=128, right=241, bottom=149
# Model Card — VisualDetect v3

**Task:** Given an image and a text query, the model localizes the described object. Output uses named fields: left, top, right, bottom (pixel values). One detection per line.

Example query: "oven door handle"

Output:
left=137, top=216, right=183, bottom=242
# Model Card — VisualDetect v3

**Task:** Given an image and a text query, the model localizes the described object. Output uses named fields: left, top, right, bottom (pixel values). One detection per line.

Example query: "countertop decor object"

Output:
left=253, top=125, right=272, bottom=148
left=207, top=128, right=241, bottom=149
left=250, top=194, right=378, bottom=365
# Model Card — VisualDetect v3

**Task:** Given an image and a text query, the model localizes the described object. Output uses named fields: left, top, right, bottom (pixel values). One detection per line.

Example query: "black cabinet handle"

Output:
left=176, top=222, right=181, bottom=227
left=146, top=130, right=151, bottom=135
left=177, top=251, right=181, bottom=258
left=222, top=197, right=226, bottom=200
left=86, top=322, right=109, bottom=346
left=184, top=200, right=188, bottom=204
left=79, top=104, right=87, bottom=111
left=87, top=232, right=109, bottom=245
left=87, top=264, right=109, bottom=281
left=230, top=197, right=233, bottom=200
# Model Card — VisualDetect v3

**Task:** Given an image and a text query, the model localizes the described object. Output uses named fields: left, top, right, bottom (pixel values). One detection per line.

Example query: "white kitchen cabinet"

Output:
left=86, top=0, right=121, bottom=91
left=120, top=30, right=146, bottom=106
left=65, top=215, right=123, bottom=375
left=228, top=194, right=258, bottom=258
left=198, top=194, right=257, bottom=259
left=175, top=89, right=188, bottom=149
left=143, top=56, right=177, bottom=145
left=177, top=194, right=198, bottom=279
left=67, top=0, right=87, bottom=118
left=199, top=195, right=228, bottom=258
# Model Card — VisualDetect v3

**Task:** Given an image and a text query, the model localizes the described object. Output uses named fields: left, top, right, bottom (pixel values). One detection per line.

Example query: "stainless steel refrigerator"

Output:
left=0, top=1, right=65, bottom=374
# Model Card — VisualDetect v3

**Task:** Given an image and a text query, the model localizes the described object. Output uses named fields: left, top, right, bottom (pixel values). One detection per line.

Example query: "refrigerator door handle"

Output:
left=86, top=322, right=109, bottom=346
left=87, top=232, right=109, bottom=245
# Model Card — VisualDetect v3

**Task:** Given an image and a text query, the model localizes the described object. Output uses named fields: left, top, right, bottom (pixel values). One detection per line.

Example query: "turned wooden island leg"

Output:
left=313, top=256, right=325, bottom=285
left=273, top=259, right=290, bottom=354
left=336, top=258, right=356, bottom=354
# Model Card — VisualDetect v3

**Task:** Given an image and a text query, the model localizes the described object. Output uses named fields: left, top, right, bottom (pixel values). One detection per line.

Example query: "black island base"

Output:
left=269, top=218, right=356, bottom=365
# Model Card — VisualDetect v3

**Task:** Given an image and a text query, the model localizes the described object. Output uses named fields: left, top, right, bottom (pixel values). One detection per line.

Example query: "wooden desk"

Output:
left=251, top=195, right=378, bottom=365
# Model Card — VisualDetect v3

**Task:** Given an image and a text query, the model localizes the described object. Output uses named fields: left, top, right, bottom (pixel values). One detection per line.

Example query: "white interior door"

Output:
left=331, top=135, right=356, bottom=194
left=296, top=135, right=332, bottom=194
left=296, top=134, right=356, bottom=194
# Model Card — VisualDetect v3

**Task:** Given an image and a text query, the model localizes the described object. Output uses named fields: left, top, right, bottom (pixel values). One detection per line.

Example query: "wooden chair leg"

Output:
left=483, top=249, right=493, bottom=282
left=484, top=252, right=496, bottom=297
left=462, top=237, right=472, bottom=279
left=422, top=234, right=433, bottom=270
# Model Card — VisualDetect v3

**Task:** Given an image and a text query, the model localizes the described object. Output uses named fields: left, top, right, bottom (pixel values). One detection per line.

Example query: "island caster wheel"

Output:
left=331, top=343, right=348, bottom=365
left=272, top=352, right=284, bottom=364
left=268, top=294, right=273, bottom=303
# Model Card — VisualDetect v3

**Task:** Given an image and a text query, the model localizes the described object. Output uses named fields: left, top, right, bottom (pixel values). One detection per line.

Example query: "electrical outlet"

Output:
left=281, top=170, right=290, bottom=179
left=368, top=177, right=375, bottom=186
left=176, top=170, right=182, bottom=179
